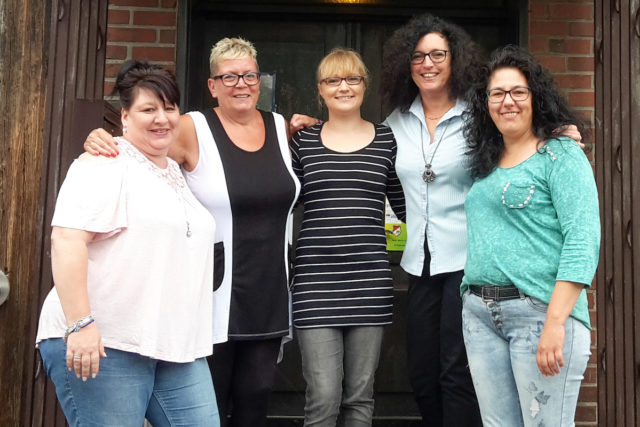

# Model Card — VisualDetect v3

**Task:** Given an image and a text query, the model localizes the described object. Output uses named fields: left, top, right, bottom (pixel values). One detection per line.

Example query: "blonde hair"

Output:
left=316, top=48, right=370, bottom=88
left=209, top=37, right=258, bottom=77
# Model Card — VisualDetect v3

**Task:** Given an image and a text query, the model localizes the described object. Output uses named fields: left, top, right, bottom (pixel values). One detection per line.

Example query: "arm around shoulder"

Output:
left=168, top=114, right=199, bottom=171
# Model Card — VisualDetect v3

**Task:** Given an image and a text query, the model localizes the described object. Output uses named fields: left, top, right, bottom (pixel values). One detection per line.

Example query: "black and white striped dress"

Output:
left=290, top=123, right=406, bottom=329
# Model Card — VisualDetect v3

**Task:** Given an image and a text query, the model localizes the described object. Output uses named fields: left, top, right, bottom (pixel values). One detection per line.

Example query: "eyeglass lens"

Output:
left=411, top=50, right=447, bottom=64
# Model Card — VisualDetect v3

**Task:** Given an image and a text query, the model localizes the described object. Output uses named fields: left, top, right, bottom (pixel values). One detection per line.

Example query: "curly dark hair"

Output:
left=113, top=60, right=180, bottom=110
left=381, top=14, right=483, bottom=111
left=464, top=45, right=589, bottom=179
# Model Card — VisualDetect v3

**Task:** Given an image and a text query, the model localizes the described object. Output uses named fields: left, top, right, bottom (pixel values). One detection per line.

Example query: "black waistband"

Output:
left=469, top=285, right=522, bottom=301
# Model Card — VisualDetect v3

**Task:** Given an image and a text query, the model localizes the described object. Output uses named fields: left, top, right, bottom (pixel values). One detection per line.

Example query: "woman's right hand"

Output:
left=65, top=323, right=107, bottom=381
left=289, top=114, right=319, bottom=135
left=84, top=128, right=119, bottom=157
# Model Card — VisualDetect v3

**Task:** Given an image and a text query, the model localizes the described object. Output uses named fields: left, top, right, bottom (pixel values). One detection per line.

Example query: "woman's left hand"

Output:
left=556, top=124, right=585, bottom=150
left=536, top=321, right=565, bottom=376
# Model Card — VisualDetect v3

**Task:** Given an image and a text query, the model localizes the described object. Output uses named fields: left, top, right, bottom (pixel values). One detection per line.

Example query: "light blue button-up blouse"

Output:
left=385, top=96, right=473, bottom=276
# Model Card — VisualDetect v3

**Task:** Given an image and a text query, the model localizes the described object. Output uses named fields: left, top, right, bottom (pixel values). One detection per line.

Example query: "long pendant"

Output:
left=423, top=164, right=436, bottom=183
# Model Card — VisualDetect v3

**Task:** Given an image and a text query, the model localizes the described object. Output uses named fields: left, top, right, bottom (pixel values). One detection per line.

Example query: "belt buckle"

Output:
left=481, top=287, right=497, bottom=302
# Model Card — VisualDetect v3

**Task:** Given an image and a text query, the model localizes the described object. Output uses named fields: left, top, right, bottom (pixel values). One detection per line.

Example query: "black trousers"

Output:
left=208, top=338, right=281, bottom=427
left=405, top=241, right=482, bottom=427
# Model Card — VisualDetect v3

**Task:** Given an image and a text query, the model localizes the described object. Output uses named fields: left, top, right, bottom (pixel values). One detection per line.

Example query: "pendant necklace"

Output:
left=420, top=121, right=450, bottom=183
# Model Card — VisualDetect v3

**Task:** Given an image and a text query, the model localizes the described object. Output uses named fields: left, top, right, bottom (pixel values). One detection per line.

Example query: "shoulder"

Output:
left=542, top=137, right=586, bottom=161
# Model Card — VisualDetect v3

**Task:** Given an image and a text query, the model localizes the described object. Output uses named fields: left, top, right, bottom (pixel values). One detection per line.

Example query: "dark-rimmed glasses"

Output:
left=212, top=72, right=261, bottom=87
left=410, top=50, right=448, bottom=65
left=487, top=86, right=532, bottom=103
left=320, top=76, right=364, bottom=86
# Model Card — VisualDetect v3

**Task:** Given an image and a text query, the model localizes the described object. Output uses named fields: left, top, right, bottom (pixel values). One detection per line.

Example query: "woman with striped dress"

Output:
left=289, top=48, right=405, bottom=427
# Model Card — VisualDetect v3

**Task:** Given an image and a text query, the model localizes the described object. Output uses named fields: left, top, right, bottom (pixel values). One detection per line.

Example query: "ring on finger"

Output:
left=73, top=355, right=82, bottom=360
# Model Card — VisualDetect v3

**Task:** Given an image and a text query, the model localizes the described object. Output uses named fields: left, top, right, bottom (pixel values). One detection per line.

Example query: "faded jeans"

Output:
left=39, top=338, right=219, bottom=427
left=462, top=290, right=590, bottom=427
left=297, top=326, right=384, bottom=427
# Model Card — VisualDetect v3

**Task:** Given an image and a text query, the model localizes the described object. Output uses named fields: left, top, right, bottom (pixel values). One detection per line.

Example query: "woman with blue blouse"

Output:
left=381, top=15, right=483, bottom=426
left=461, top=45, right=599, bottom=427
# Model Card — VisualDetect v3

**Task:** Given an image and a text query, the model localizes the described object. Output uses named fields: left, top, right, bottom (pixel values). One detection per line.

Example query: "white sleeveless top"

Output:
left=184, top=110, right=300, bottom=344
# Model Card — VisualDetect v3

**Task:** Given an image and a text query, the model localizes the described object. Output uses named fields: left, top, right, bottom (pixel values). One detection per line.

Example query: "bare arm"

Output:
left=289, top=114, right=319, bottom=136
left=536, top=280, right=584, bottom=376
left=51, top=226, right=106, bottom=380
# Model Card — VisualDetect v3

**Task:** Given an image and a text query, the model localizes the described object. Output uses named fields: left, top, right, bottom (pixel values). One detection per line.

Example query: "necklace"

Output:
left=420, top=121, right=450, bottom=183
left=425, top=113, right=445, bottom=121
left=117, top=137, right=192, bottom=237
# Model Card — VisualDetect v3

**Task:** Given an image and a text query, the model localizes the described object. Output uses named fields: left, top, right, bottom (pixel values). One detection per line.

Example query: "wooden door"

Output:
left=595, top=0, right=640, bottom=425
left=0, top=1, right=112, bottom=425
left=182, top=1, right=522, bottom=423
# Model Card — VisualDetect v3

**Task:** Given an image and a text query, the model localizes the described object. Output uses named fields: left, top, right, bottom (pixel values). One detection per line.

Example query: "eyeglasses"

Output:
left=212, top=72, right=261, bottom=87
left=320, top=76, right=364, bottom=86
left=410, top=50, right=448, bottom=65
left=486, top=86, right=532, bottom=103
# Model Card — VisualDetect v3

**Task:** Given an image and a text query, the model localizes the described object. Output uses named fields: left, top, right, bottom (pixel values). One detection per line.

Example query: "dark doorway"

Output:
left=180, top=1, right=524, bottom=424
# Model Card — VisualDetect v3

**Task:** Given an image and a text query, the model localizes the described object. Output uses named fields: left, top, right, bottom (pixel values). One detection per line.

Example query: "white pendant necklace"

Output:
left=420, top=122, right=450, bottom=183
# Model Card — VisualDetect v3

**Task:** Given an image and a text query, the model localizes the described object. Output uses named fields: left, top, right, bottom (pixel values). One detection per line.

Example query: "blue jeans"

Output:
left=462, top=291, right=590, bottom=427
left=297, top=326, right=384, bottom=427
left=39, top=338, right=219, bottom=427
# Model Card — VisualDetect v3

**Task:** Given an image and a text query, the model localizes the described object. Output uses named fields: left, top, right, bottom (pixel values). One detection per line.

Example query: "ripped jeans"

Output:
left=462, top=290, right=590, bottom=427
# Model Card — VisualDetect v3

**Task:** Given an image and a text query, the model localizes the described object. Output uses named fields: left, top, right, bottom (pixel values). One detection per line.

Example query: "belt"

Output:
left=469, top=285, right=522, bottom=302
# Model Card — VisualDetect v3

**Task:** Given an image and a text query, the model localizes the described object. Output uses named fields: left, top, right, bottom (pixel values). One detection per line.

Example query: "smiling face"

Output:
left=121, top=87, right=180, bottom=163
left=207, top=57, right=260, bottom=114
left=411, top=32, right=452, bottom=97
left=318, top=75, right=366, bottom=115
left=487, top=67, right=534, bottom=141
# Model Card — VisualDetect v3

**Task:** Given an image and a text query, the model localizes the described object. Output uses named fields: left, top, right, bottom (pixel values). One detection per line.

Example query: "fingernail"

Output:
left=83, top=376, right=87, bottom=382
left=92, top=373, right=97, bottom=378
left=115, top=151, right=119, bottom=156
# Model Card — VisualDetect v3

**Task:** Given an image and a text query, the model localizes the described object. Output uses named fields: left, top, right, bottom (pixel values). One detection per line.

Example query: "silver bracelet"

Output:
left=63, top=314, right=95, bottom=342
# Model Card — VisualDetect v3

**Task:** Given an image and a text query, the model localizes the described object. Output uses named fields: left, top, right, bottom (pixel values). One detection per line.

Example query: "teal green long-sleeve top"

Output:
left=461, top=137, right=600, bottom=328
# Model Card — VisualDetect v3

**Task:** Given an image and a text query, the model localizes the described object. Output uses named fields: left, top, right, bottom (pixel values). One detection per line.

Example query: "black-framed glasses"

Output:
left=319, top=76, right=364, bottom=86
left=212, top=72, right=261, bottom=87
left=486, top=86, right=532, bottom=103
left=410, top=50, right=448, bottom=65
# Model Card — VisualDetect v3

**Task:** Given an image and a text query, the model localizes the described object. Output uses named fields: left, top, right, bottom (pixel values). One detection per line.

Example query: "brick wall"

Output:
left=104, top=0, right=598, bottom=424
left=529, top=2, right=596, bottom=425
left=104, top=0, right=178, bottom=101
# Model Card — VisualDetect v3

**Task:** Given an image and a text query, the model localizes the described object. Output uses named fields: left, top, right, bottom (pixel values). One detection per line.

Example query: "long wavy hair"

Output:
left=464, top=45, right=589, bottom=179
left=381, top=14, right=482, bottom=111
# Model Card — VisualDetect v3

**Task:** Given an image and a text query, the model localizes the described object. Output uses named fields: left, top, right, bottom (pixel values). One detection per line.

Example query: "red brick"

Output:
left=575, top=404, right=597, bottom=422
left=108, top=9, right=130, bottom=25
left=590, top=328, right=597, bottom=347
left=529, top=37, right=548, bottom=53
left=578, top=385, right=597, bottom=402
left=554, top=74, right=592, bottom=89
left=549, top=38, right=592, bottom=54
left=537, top=55, right=566, bottom=72
left=530, top=4, right=547, bottom=18
left=161, top=0, right=178, bottom=7
left=568, top=56, right=595, bottom=71
left=133, top=11, right=176, bottom=27
left=586, top=290, right=595, bottom=309
left=132, top=46, right=175, bottom=62
left=549, top=4, right=593, bottom=19
left=110, top=0, right=158, bottom=6
left=105, top=63, right=123, bottom=79
left=570, top=22, right=594, bottom=37
left=104, top=81, right=116, bottom=96
left=106, top=44, right=127, bottom=60
left=583, top=365, right=597, bottom=384
left=108, top=27, right=157, bottom=43
left=159, top=29, right=176, bottom=44
left=531, top=20, right=568, bottom=36
left=570, top=91, right=595, bottom=107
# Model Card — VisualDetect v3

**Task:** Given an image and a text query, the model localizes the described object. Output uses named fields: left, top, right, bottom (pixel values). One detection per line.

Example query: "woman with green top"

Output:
left=461, top=45, right=599, bottom=427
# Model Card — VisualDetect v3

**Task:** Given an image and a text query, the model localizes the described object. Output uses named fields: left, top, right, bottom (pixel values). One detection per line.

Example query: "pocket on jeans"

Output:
left=525, top=295, right=548, bottom=312
left=213, top=241, right=225, bottom=292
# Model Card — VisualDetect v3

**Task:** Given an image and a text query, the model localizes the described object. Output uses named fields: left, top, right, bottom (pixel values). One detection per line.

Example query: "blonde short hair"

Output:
left=209, top=37, right=258, bottom=77
left=316, top=48, right=370, bottom=88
